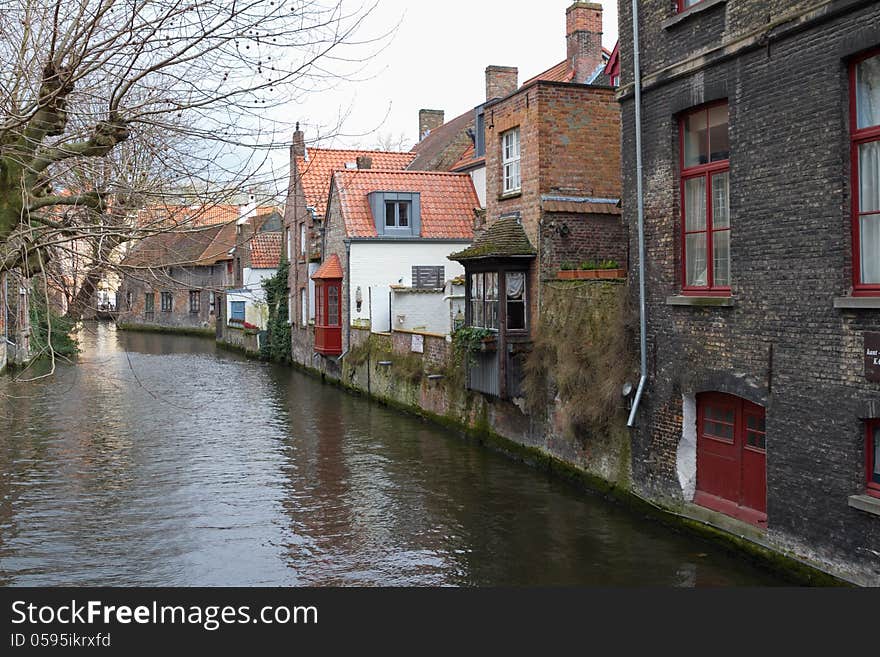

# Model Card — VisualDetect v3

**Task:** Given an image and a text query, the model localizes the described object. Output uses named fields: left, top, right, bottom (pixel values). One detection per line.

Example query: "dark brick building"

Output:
left=619, top=0, right=880, bottom=584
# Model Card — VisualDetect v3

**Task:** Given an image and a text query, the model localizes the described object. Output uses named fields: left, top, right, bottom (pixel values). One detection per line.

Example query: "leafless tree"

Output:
left=0, top=0, right=386, bottom=280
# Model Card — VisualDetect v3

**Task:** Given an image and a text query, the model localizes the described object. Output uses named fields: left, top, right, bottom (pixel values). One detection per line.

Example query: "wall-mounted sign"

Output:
left=866, top=332, right=880, bottom=383
left=411, top=334, right=424, bottom=354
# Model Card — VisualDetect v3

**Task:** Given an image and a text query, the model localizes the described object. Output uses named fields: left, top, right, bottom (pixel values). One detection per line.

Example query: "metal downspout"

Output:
left=627, top=0, right=648, bottom=428
left=344, top=239, right=351, bottom=354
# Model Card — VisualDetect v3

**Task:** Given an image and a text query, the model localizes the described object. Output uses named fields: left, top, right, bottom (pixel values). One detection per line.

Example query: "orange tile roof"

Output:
left=312, top=253, right=343, bottom=280
left=449, top=143, right=485, bottom=172
left=136, top=203, right=278, bottom=229
left=249, top=232, right=282, bottom=269
left=331, top=169, right=478, bottom=240
left=295, top=149, right=416, bottom=218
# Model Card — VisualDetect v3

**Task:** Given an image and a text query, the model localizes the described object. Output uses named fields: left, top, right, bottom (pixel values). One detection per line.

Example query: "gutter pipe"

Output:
left=627, top=0, right=648, bottom=428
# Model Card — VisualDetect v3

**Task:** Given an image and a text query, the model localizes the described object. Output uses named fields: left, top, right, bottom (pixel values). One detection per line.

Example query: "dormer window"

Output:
left=369, top=192, right=421, bottom=237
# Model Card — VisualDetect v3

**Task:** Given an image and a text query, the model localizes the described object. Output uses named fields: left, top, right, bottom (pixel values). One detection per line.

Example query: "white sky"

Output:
left=262, top=0, right=619, bottom=184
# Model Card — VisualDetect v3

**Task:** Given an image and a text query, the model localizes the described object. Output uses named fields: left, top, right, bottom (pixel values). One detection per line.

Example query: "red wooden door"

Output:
left=696, top=393, right=767, bottom=527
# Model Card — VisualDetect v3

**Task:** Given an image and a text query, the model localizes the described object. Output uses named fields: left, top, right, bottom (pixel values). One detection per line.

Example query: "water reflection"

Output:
left=0, top=323, right=789, bottom=586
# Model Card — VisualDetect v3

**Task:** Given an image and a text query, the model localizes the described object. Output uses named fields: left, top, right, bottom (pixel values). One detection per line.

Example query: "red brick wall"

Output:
left=484, top=81, right=621, bottom=333
left=540, top=212, right=628, bottom=278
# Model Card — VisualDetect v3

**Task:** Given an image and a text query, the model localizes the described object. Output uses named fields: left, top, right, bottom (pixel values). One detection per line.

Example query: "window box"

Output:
left=480, top=335, right=497, bottom=352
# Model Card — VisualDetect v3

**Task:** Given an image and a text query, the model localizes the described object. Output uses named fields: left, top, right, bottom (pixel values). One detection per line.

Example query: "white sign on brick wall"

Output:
left=411, top=334, right=424, bottom=354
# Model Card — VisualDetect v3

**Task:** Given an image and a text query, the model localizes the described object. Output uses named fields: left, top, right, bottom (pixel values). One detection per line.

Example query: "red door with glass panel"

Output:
left=695, top=393, right=767, bottom=527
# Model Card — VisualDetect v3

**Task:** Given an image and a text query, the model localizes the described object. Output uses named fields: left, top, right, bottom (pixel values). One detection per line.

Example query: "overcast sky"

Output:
left=262, top=0, right=619, bottom=185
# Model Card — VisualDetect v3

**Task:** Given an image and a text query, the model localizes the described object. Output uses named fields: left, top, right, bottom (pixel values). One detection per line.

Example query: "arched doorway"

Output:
left=695, top=392, right=767, bottom=527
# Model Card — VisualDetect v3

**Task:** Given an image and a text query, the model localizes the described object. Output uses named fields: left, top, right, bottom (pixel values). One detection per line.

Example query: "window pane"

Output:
left=712, top=172, right=730, bottom=229
left=860, top=141, right=880, bottom=213
left=860, top=215, right=880, bottom=284
left=684, top=177, right=707, bottom=231
left=713, top=230, right=731, bottom=288
left=686, top=233, right=708, bottom=287
left=328, top=287, right=339, bottom=326
left=385, top=201, right=396, bottom=227
left=857, top=55, right=880, bottom=130
left=873, top=426, right=880, bottom=482
left=506, top=272, right=525, bottom=300
left=708, top=105, right=729, bottom=162
left=683, top=110, right=708, bottom=167
left=398, top=202, right=409, bottom=227
left=485, top=272, right=498, bottom=301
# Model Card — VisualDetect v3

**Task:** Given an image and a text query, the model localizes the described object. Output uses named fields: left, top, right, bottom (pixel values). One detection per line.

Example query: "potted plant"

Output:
left=594, top=259, right=626, bottom=279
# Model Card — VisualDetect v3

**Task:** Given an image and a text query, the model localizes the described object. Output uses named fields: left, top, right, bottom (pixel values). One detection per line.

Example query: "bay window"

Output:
left=681, top=103, right=730, bottom=294
left=852, top=51, right=880, bottom=293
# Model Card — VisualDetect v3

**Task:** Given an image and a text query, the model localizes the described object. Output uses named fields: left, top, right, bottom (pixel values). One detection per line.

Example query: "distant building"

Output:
left=117, top=222, right=236, bottom=334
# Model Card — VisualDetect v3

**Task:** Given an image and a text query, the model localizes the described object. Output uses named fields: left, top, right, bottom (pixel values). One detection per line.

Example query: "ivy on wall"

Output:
left=260, top=259, right=291, bottom=363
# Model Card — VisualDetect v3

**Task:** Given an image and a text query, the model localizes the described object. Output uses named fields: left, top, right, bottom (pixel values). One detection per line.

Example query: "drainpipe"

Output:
left=344, top=239, right=351, bottom=353
left=627, top=0, right=648, bottom=428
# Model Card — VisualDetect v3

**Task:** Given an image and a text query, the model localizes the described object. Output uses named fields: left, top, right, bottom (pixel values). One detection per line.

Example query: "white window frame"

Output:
left=502, top=127, right=521, bottom=194
left=300, top=222, right=307, bottom=258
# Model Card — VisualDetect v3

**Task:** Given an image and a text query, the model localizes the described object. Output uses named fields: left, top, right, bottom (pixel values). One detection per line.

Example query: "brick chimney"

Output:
left=418, top=110, right=445, bottom=141
left=292, top=122, right=305, bottom=158
left=485, top=65, right=518, bottom=101
left=566, top=2, right=603, bottom=84
left=356, top=155, right=372, bottom=170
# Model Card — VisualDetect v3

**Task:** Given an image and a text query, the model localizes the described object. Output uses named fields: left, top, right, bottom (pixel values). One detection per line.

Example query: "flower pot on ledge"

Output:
left=480, top=337, right=497, bottom=352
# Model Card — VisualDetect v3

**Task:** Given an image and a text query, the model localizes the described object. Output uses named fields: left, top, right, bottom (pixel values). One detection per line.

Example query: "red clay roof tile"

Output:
left=331, top=169, right=478, bottom=240
left=312, top=253, right=343, bottom=279
left=249, top=232, right=282, bottom=269
left=296, top=149, right=415, bottom=218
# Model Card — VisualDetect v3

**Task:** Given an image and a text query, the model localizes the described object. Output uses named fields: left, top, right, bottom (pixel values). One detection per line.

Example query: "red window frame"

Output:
left=867, top=420, right=880, bottom=499
left=677, top=0, right=707, bottom=12
left=679, top=101, right=731, bottom=295
left=850, top=49, right=880, bottom=296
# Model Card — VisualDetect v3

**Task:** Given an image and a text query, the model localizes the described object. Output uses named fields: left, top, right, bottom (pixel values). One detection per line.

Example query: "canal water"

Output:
left=0, top=324, right=789, bottom=586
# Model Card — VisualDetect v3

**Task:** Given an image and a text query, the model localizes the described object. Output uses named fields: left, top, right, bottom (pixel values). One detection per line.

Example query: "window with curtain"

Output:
left=468, top=272, right=499, bottom=330
left=853, top=51, right=880, bottom=291
left=681, top=103, right=730, bottom=293
left=506, top=272, right=526, bottom=331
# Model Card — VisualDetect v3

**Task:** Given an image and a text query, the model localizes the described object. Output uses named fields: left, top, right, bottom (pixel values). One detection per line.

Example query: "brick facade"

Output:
left=619, top=0, right=880, bottom=583
left=484, top=80, right=622, bottom=334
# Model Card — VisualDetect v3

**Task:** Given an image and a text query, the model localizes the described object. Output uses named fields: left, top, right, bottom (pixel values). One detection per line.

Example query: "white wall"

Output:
left=227, top=267, right=276, bottom=329
left=676, top=393, right=698, bottom=502
left=392, top=284, right=464, bottom=336
left=469, top=166, right=486, bottom=208
left=349, top=242, right=467, bottom=332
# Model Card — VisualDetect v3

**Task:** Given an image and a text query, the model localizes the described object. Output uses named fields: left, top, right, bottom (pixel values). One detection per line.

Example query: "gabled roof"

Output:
left=312, top=253, right=343, bottom=280
left=136, top=203, right=277, bottom=229
left=197, top=222, right=238, bottom=265
left=249, top=232, right=282, bottom=269
left=331, top=169, right=478, bottom=240
left=122, top=223, right=235, bottom=269
left=408, top=108, right=474, bottom=172
left=295, top=149, right=415, bottom=218
left=448, top=216, right=536, bottom=261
